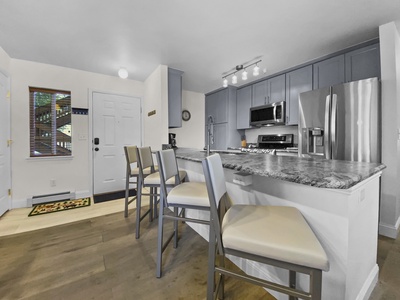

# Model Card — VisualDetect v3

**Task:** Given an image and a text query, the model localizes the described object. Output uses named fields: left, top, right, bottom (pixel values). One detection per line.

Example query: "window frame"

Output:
left=29, top=87, right=72, bottom=157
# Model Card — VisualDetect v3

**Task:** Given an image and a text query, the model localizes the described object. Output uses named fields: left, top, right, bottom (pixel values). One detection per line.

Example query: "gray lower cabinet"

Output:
left=345, top=43, right=380, bottom=82
left=236, top=86, right=252, bottom=129
left=313, top=55, right=345, bottom=89
left=252, top=74, right=285, bottom=107
left=168, top=68, right=184, bottom=128
left=285, top=65, right=313, bottom=125
left=204, top=87, right=241, bottom=150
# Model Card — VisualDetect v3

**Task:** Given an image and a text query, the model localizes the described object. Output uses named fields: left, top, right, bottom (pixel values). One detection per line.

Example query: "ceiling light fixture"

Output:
left=221, top=60, right=262, bottom=87
left=222, top=77, right=228, bottom=88
left=242, top=68, right=248, bottom=81
left=232, top=73, right=237, bottom=84
left=118, top=68, right=128, bottom=79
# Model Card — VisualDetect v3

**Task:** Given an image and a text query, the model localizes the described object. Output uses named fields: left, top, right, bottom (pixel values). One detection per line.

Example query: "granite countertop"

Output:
left=175, top=148, right=386, bottom=189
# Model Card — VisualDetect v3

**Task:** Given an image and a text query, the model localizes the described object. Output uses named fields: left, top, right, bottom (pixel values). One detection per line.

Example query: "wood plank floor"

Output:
left=0, top=207, right=273, bottom=300
left=1, top=199, right=399, bottom=299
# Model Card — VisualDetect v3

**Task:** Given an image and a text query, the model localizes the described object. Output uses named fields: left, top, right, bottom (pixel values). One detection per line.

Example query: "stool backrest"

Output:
left=156, top=149, right=180, bottom=205
left=137, top=147, right=156, bottom=174
left=202, top=154, right=228, bottom=253
left=124, top=145, right=138, bottom=174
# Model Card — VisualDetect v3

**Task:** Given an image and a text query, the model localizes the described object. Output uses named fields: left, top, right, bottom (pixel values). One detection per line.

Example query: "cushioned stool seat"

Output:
left=167, top=182, right=210, bottom=207
left=222, top=205, right=329, bottom=272
left=143, top=170, right=186, bottom=185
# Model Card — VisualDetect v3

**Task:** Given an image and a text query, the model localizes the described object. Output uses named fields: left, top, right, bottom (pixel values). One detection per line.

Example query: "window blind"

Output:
left=29, top=87, right=72, bottom=157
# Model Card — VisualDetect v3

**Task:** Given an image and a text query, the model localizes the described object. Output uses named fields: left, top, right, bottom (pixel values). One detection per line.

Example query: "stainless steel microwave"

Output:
left=250, top=101, right=286, bottom=126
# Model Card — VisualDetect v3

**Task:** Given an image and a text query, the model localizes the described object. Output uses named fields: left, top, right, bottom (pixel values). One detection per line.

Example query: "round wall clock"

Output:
left=182, top=109, right=191, bottom=121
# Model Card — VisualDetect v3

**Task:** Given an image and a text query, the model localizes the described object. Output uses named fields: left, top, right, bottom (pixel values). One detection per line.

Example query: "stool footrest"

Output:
left=215, top=266, right=311, bottom=300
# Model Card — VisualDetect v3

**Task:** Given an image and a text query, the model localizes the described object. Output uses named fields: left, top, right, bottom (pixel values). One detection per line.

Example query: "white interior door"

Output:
left=0, top=72, right=11, bottom=216
left=92, top=92, right=141, bottom=195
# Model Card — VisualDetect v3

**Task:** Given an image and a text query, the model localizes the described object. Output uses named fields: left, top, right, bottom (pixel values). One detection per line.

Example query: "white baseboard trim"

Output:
left=75, top=190, right=91, bottom=200
left=356, top=264, right=379, bottom=300
left=379, top=218, right=400, bottom=239
left=11, top=198, right=29, bottom=209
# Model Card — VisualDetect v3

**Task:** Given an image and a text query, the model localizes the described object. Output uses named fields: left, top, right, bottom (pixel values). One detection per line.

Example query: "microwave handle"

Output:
left=273, top=105, right=277, bottom=121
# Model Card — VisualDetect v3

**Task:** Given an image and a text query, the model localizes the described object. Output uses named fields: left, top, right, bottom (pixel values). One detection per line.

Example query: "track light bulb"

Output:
left=232, top=74, right=237, bottom=84
left=242, top=69, right=248, bottom=80
left=253, top=64, right=260, bottom=76
left=223, top=78, right=228, bottom=88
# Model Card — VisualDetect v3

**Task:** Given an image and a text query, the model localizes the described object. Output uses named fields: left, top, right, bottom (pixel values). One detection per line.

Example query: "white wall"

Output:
left=144, top=65, right=169, bottom=150
left=169, top=90, right=205, bottom=149
left=379, top=21, right=400, bottom=238
left=9, top=59, right=144, bottom=208
left=0, top=47, right=10, bottom=73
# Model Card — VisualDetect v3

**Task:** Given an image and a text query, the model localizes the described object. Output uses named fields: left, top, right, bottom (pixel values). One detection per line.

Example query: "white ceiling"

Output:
left=1, top=0, right=400, bottom=94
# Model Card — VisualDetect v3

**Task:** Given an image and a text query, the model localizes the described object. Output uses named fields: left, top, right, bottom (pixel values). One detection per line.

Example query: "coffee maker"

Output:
left=168, top=133, right=177, bottom=148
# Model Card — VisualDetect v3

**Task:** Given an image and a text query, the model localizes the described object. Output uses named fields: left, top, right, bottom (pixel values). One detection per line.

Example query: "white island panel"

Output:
left=177, top=158, right=381, bottom=300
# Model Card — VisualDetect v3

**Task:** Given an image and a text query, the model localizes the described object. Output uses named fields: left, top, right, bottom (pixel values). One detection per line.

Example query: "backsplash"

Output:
left=244, top=125, right=298, bottom=146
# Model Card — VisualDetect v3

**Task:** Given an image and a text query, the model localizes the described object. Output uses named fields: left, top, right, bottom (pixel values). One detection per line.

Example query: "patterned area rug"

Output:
left=28, top=198, right=91, bottom=217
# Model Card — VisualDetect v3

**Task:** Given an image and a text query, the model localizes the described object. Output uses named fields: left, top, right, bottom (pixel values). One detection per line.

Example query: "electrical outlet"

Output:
left=50, top=179, right=56, bottom=187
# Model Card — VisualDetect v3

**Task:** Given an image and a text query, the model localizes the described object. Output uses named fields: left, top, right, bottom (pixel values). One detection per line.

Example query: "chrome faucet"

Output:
left=206, top=115, right=214, bottom=156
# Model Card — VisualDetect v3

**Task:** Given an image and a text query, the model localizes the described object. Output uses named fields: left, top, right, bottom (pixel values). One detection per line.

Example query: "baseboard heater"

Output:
left=28, top=191, right=76, bottom=206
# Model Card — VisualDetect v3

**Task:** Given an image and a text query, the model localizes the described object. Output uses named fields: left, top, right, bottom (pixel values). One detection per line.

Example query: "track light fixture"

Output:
left=221, top=60, right=262, bottom=87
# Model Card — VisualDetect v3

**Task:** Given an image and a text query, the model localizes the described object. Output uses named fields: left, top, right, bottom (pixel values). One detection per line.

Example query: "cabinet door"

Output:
left=214, top=89, right=228, bottom=123
left=168, top=68, right=183, bottom=128
left=313, top=55, right=345, bottom=89
left=236, top=86, right=252, bottom=129
left=285, top=66, right=313, bottom=125
left=205, top=89, right=228, bottom=124
left=268, top=74, right=286, bottom=103
left=345, top=43, right=380, bottom=82
left=252, top=80, right=267, bottom=107
left=213, top=123, right=228, bottom=150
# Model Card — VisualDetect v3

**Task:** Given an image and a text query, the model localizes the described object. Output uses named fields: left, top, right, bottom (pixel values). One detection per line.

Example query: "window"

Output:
left=29, top=87, right=72, bottom=157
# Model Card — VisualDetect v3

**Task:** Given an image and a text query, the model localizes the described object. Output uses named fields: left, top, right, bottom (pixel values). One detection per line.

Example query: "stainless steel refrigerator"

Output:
left=298, top=77, right=380, bottom=162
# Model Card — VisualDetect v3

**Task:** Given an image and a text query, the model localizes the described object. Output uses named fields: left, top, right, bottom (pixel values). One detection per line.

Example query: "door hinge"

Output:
left=7, top=140, right=12, bottom=147
left=6, top=90, right=10, bottom=99
left=8, top=189, right=11, bottom=196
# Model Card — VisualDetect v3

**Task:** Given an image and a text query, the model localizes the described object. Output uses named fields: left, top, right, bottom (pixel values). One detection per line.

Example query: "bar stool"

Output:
left=202, top=154, right=329, bottom=300
left=136, top=147, right=186, bottom=239
left=155, top=149, right=210, bottom=278
left=123, top=146, right=142, bottom=218
left=124, top=146, right=158, bottom=238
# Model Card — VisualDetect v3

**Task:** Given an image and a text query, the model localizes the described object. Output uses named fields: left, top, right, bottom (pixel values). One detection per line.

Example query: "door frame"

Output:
left=0, top=69, right=11, bottom=215
left=88, top=89, right=143, bottom=196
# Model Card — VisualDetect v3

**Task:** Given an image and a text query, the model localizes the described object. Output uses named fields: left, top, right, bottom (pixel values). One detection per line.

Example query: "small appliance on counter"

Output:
left=168, top=133, right=177, bottom=148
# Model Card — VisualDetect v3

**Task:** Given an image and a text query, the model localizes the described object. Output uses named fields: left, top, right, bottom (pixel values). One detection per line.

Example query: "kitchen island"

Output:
left=174, top=148, right=385, bottom=300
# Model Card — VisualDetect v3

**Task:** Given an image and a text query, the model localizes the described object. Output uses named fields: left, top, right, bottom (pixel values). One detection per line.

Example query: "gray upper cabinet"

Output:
left=168, top=68, right=184, bottom=128
left=236, top=86, right=252, bottom=129
left=345, top=43, right=380, bottom=82
left=205, top=86, right=241, bottom=150
left=252, top=80, right=268, bottom=107
left=313, top=55, right=345, bottom=89
left=268, top=74, right=286, bottom=104
left=205, top=88, right=228, bottom=124
left=252, top=74, right=285, bottom=107
left=285, top=65, right=313, bottom=125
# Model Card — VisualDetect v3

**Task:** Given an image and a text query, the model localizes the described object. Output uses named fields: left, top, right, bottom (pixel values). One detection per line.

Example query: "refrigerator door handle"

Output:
left=324, top=93, right=331, bottom=159
left=331, top=94, right=337, bottom=159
